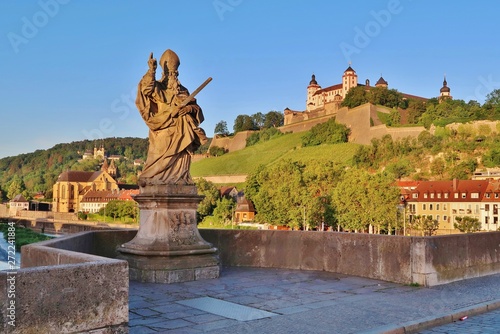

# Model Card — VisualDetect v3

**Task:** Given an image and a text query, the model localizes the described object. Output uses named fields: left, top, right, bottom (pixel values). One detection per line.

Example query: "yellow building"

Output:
left=52, top=170, right=118, bottom=213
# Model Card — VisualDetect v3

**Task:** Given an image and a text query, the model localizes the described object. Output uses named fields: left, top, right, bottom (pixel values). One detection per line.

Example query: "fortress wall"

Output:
left=209, top=130, right=255, bottom=153
left=336, top=103, right=373, bottom=145
left=279, top=114, right=337, bottom=134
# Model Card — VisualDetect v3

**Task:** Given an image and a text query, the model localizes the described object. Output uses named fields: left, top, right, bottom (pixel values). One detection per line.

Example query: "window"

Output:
left=430, top=204, right=434, bottom=210
left=454, top=193, right=459, bottom=199
left=495, top=205, right=498, bottom=215
left=437, top=193, right=441, bottom=198
left=486, top=204, right=490, bottom=211
left=462, top=193, right=467, bottom=199
left=423, top=204, right=426, bottom=210
left=412, top=193, right=418, bottom=199
left=496, top=193, right=499, bottom=199
left=471, top=193, right=479, bottom=199
left=444, top=193, right=449, bottom=199
left=436, top=215, right=440, bottom=221
left=443, top=204, right=447, bottom=210
left=436, top=204, right=440, bottom=210
left=430, top=193, right=434, bottom=199
left=494, top=217, right=498, bottom=224
left=486, top=193, right=491, bottom=198
left=424, top=193, right=428, bottom=199
left=443, top=215, right=448, bottom=222
left=485, top=217, right=489, bottom=225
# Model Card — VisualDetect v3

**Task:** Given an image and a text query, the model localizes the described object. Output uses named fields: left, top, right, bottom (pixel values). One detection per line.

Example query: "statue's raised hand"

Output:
left=148, top=52, right=157, bottom=72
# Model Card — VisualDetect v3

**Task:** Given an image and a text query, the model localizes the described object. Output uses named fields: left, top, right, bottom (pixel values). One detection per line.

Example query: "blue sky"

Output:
left=1, top=0, right=500, bottom=159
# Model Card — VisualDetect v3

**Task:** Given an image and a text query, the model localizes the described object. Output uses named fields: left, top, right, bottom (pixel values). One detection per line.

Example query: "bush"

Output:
left=302, top=119, right=350, bottom=147
left=209, top=146, right=227, bottom=156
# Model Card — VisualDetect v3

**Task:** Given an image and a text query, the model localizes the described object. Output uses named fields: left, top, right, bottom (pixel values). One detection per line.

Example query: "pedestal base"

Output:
left=117, top=184, right=220, bottom=283
left=118, top=252, right=220, bottom=283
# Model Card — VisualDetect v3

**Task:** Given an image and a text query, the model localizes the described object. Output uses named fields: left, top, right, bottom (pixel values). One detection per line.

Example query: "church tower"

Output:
left=94, top=143, right=105, bottom=160
left=439, top=75, right=452, bottom=102
left=306, top=74, right=321, bottom=112
left=342, top=65, right=358, bottom=97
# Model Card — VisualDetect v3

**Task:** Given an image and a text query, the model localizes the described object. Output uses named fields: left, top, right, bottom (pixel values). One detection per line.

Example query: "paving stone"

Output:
left=127, top=267, right=500, bottom=334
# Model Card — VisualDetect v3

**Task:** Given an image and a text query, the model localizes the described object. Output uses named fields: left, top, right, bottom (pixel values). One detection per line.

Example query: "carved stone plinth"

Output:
left=117, top=184, right=219, bottom=283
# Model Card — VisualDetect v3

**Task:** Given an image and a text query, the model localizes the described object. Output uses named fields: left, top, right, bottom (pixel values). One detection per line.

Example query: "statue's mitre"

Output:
left=160, top=49, right=180, bottom=71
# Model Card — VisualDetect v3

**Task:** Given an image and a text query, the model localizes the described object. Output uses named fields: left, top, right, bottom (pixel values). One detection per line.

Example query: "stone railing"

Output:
left=1, top=228, right=499, bottom=332
left=0, top=230, right=136, bottom=333
left=199, top=229, right=500, bottom=287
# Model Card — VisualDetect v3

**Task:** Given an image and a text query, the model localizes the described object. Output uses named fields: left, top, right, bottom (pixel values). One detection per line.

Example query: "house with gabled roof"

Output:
left=9, top=194, right=29, bottom=216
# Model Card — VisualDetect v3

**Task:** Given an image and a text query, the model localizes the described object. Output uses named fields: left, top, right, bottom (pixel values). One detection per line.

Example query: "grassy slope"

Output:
left=190, top=132, right=360, bottom=177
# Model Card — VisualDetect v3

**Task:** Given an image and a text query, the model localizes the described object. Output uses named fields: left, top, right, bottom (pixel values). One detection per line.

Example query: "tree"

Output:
left=485, top=89, right=500, bottom=106
left=430, top=158, right=446, bottom=178
left=412, top=215, right=439, bottom=236
left=386, top=159, right=413, bottom=180
left=252, top=112, right=266, bottom=130
left=233, top=114, right=257, bottom=133
left=245, top=160, right=307, bottom=229
left=209, top=146, right=227, bottom=157
left=341, top=86, right=368, bottom=108
left=7, top=175, right=25, bottom=200
left=212, top=197, right=236, bottom=225
left=332, top=169, right=400, bottom=233
left=301, top=119, right=350, bottom=147
left=263, top=111, right=284, bottom=128
left=214, top=120, right=229, bottom=136
left=196, top=178, right=220, bottom=222
left=454, top=216, right=481, bottom=233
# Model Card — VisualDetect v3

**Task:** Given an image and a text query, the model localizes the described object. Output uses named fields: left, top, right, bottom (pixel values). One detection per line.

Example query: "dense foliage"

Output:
left=301, top=119, right=350, bottom=146
left=233, top=111, right=284, bottom=133
left=0, top=137, right=148, bottom=201
left=246, top=127, right=283, bottom=147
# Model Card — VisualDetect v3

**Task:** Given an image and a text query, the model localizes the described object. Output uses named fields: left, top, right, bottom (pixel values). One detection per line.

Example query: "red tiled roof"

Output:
left=408, top=180, right=489, bottom=202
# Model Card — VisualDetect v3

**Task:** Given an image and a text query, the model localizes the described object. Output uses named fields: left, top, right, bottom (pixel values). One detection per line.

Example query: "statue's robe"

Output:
left=136, top=71, right=204, bottom=185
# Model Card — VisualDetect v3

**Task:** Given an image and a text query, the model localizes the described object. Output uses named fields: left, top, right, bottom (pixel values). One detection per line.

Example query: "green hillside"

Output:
left=190, top=132, right=360, bottom=177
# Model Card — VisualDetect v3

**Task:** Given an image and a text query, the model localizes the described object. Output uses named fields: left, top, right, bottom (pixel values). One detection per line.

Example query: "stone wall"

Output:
left=209, top=130, right=255, bottom=153
left=199, top=229, right=500, bottom=286
left=0, top=204, right=7, bottom=218
left=0, top=230, right=134, bottom=333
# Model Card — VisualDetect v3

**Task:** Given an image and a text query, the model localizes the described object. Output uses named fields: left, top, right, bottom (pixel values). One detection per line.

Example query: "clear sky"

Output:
left=1, top=0, right=500, bottom=159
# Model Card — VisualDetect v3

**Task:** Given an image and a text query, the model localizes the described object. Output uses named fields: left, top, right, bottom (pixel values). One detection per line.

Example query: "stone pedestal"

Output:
left=117, top=184, right=219, bottom=283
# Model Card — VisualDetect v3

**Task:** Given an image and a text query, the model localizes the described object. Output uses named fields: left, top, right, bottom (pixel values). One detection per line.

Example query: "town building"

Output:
left=79, top=189, right=138, bottom=214
left=402, top=179, right=491, bottom=233
left=234, top=197, right=256, bottom=223
left=9, top=194, right=29, bottom=216
left=52, top=170, right=119, bottom=213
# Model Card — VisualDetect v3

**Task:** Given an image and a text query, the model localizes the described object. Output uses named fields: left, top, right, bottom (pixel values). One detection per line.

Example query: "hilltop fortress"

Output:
left=210, top=65, right=454, bottom=150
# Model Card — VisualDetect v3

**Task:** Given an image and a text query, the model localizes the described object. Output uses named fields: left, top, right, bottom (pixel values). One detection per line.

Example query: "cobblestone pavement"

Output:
left=417, top=308, right=500, bottom=334
left=128, top=267, right=500, bottom=333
